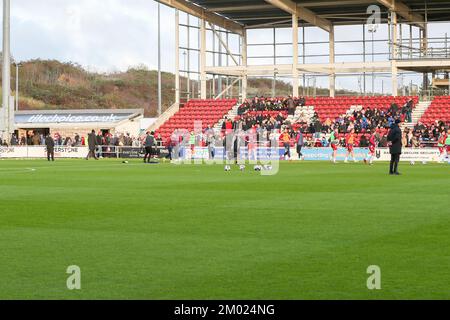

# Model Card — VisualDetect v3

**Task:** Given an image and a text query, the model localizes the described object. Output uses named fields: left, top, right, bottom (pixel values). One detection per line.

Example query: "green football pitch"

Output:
left=0, top=159, right=449, bottom=300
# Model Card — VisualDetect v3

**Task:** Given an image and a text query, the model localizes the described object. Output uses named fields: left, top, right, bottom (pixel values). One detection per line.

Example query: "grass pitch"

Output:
left=0, top=159, right=449, bottom=300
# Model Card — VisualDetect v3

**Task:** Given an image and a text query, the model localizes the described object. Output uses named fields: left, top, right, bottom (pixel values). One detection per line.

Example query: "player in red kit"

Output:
left=330, top=129, right=339, bottom=164
left=437, top=130, right=448, bottom=163
left=364, top=130, right=377, bottom=165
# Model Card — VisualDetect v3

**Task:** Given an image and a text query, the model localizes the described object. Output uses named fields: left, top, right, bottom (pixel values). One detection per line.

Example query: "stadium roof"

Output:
left=162, top=0, right=450, bottom=30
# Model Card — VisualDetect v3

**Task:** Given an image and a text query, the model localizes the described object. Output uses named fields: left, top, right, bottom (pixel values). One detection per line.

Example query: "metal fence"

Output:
left=94, top=145, right=169, bottom=159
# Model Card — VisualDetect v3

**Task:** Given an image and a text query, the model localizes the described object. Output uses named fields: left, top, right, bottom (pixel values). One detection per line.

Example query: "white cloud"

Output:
left=8, top=0, right=176, bottom=73
left=2, top=1, right=450, bottom=92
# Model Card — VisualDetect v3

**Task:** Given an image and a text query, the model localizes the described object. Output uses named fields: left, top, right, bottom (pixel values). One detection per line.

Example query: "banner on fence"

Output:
left=374, top=148, right=440, bottom=162
left=0, top=146, right=443, bottom=162
left=0, top=146, right=89, bottom=158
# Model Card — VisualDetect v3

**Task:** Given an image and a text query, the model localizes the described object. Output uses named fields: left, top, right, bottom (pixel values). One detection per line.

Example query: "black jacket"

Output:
left=45, top=136, right=54, bottom=148
left=88, top=132, right=97, bottom=150
left=387, top=123, right=402, bottom=154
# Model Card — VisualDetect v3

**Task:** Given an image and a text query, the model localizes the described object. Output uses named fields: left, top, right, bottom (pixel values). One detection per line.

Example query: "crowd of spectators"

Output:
left=1, top=96, right=447, bottom=151
left=295, top=99, right=415, bottom=134
left=233, top=96, right=305, bottom=132
left=410, top=120, right=448, bottom=147
left=229, top=96, right=448, bottom=148
left=4, top=131, right=143, bottom=148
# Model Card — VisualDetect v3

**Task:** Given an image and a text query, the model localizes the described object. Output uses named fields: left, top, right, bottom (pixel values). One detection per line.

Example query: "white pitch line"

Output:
left=0, top=162, right=150, bottom=173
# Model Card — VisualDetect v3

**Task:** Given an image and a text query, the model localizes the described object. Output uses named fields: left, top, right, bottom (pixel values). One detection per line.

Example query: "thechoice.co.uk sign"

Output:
left=15, top=113, right=134, bottom=124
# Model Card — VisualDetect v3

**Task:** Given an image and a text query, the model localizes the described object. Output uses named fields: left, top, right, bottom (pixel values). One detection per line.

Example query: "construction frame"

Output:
left=158, top=0, right=450, bottom=103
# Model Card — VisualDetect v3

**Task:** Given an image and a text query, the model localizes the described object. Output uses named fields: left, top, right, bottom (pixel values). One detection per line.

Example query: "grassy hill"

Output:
left=2, top=59, right=356, bottom=117
left=7, top=60, right=178, bottom=117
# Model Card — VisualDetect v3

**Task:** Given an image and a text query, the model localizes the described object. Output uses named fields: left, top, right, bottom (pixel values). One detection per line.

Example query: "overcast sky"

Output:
left=4, top=0, right=450, bottom=92
left=9, top=0, right=176, bottom=72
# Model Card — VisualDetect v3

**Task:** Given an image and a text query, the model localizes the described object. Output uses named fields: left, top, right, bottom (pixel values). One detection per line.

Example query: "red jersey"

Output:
left=438, top=134, right=448, bottom=154
left=331, top=133, right=339, bottom=151
left=369, top=134, right=377, bottom=154
left=438, top=134, right=447, bottom=146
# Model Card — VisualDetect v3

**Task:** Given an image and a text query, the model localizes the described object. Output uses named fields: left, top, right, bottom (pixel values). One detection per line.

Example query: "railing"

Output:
left=95, top=145, right=169, bottom=159
left=394, top=43, right=450, bottom=60
left=418, top=89, right=450, bottom=101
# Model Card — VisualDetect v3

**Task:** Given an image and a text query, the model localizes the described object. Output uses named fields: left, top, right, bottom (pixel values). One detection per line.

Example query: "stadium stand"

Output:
left=155, top=99, right=237, bottom=140
left=148, top=95, right=449, bottom=150
left=420, top=96, right=450, bottom=125
left=306, top=96, right=419, bottom=122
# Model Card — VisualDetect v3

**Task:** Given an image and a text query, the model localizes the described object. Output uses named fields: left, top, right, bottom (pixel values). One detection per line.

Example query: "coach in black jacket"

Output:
left=387, top=119, right=403, bottom=175
left=86, top=130, right=98, bottom=160
left=45, top=134, right=55, bottom=162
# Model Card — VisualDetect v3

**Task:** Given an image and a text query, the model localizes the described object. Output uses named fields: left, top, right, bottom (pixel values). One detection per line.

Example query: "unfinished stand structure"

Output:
left=157, top=0, right=450, bottom=103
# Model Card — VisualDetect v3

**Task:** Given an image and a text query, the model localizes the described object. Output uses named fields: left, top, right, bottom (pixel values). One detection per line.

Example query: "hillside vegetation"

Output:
left=1, top=59, right=354, bottom=116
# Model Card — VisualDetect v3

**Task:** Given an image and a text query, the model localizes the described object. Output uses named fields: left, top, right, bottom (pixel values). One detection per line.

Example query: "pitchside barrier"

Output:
left=160, top=147, right=442, bottom=162
left=0, top=146, right=88, bottom=158
left=0, top=146, right=442, bottom=162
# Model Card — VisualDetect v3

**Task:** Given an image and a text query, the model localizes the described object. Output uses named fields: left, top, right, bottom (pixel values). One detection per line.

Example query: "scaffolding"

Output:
left=159, top=0, right=450, bottom=103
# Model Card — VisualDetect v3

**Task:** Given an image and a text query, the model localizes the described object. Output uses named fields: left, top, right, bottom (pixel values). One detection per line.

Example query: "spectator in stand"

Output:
left=299, top=96, right=306, bottom=107
left=411, top=135, right=420, bottom=148
left=227, top=118, right=235, bottom=134
left=74, top=133, right=80, bottom=146
left=407, top=130, right=414, bottom=148
left=287, top=96, right=296, bottom=116
left=32, top=131, right=40, bottom=145
left=401, top=131, right=408, bottom=149
left=64, top=136, right=72, bottom=146
left=10, top=134, right=18, bottom=146
left=321, top=135, right=329, bottom=148
left=20, top=134, right=26, bottom=146
left=359, top=134, right=369, bottom=148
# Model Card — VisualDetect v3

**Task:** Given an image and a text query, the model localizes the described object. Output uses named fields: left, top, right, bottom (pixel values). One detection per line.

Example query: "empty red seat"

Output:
left=154, top=99, right=237, bottom=140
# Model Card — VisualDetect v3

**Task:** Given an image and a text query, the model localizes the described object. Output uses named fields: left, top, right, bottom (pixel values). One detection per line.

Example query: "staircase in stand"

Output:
left=213, top=104, right=240, bottom=132
left=402, top=100, right=432, bottom=130
left=287, top=106, right=316, bottom=124
left=143, top=102, right=180, bottom=136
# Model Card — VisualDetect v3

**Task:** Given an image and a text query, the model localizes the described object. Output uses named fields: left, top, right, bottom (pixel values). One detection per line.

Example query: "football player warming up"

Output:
left=330, top=129, right=339, bottom=164
left=364, top=130, right=377, bottom=165
left=437, top=129, right=448, bottom=163
left=344, top=130, right=358, bottom=163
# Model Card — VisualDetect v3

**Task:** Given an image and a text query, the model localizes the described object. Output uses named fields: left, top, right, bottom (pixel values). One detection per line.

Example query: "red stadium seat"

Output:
left=154, top=99, right=237, bottom=140
left=419, top=96, right=450, bottom=125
